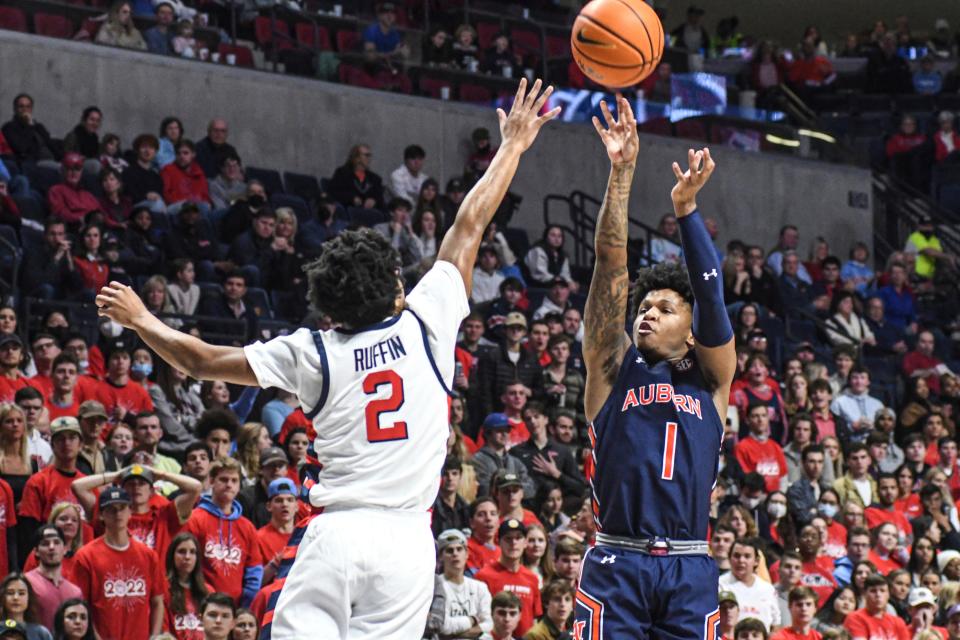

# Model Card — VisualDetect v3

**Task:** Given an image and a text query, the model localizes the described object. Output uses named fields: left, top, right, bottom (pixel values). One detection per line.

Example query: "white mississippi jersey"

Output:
left=244, top=260, right=469, bottom=511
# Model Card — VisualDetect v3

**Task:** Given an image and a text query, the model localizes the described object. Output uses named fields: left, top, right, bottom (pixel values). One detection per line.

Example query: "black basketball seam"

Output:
left=578, top=13, right=647, bottom=66
left=572, top=40, right=648, bottom=69
left=611, top=0, right=656, bottom=64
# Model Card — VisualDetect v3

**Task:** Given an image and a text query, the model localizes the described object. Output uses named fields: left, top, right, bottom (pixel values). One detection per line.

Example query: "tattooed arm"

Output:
left=584, top=95, right=638, bottom=422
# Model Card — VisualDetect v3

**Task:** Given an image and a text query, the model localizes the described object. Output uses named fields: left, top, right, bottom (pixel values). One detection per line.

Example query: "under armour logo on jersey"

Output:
left=600, top=554, right=617, bottom=564
left=703, top=269, right=718, bottom=280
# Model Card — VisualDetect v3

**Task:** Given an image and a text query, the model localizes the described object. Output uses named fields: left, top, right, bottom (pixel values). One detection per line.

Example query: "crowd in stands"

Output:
left=4, top=4, right=960, bottom=640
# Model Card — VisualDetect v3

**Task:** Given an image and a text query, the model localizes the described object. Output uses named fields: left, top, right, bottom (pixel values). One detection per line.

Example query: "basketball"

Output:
left=571, top=0, right=665, bottom=88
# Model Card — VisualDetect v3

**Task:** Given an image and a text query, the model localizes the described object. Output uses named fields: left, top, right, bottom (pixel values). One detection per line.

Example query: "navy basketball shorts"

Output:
left=574, top=546, right=720, bottom=640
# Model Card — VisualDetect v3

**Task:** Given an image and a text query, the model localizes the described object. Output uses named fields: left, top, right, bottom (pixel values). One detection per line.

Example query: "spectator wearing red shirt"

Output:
left=200, top=593, right=237, bottom=640
left=735, top=403, right=788, bottom=493
left=867, top=522, right=903, bottom=576
left=182, top=457, right=262, bottom=607
left=256, top=478, right=297, bottom=586
left=94, top=339, right=154, bottom=422
left=73, top=486, right=165, bottom=640
left=27, top=332, right=61, bottom=400
left=72, top=224, right=110, bottom=295
left=0, top=476, right=15, bottom=577
left=466, top=497, right=500, bottom=576
left=844, top=574, right=910, bottom=640
left=72, top=463, right=201, bottom=558
left=24, top=524, right=82, bottom=632
left=46, top=153, right=100, bottom=224
left=886, top=115, right=928, bottom=159
left=163, top=532, right=210, bottom=640
left=934, top=111, right=960, bottom=163
left=19, top=417, right=86, bottom=531
left=771, top=586, right=822, bottom=640
left=492, top=471, right=540, bottom=529
left=794, top=525, right=838, bottom=607
left=161, top=140, right=211, bottom=211
left=787, top=37, right=836, bottom=95
left=0, top=334, right=38, bottom=404
left=903, top=331, right=955, bottom=396
left=865, top=474, right=913, bottom=542
left=45, top=354, right=83, bottom=424
left=475, top=518, right=542, bottom=636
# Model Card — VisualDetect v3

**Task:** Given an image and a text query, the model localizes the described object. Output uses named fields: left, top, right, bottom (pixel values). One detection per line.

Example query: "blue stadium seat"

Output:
left=23, top=164, right=60, bottom=196
left=1, top=157, right=18, bottom=177
left=246, top=286, right=273, bottom=319
left=12, top=196, right=45, bottom=222
left=20, top=225, right=43, bottom=253
left=347, top=207, right=387, bottom=228
left=245, top=166, right=285, bottom=196
left=939, top=184, right=960, bottom=216
left=282, top=172, right=321, bottom=203
left=502, top=227, right=530, bottom=261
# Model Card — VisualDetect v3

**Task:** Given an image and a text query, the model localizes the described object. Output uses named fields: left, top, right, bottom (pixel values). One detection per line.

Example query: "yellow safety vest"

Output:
left=907, top=231, right=942, bottom=278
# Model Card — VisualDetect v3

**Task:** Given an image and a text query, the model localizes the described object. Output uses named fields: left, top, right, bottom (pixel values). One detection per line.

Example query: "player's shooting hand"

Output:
left=95, top=281, right=151, bottom=330
left=497, top=78, right=562, bottom=153
left=670, top=147, right=716, bottom=217
left=592, top=93, right=639, bottom=166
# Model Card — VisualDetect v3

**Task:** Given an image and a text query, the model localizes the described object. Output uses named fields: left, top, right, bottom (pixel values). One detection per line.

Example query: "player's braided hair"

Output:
left=629, top=262, right=694, bottom=317
left=303, top=229, right=402, bottom=328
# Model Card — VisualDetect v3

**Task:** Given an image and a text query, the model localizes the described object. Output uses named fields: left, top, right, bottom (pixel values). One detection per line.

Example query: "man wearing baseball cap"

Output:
left=0, top=333, right=32, bottom=404
left=475, top=518, right=541, bottom=636
left=74, top=400, right=118, bottom=476
left=72, top=486, right=165, bottom=639
left=908, top=587, right=946, bottom=639
left=532, top=276, right=573, bottom=320
left=237, top=446, right=290, bottom=528
left=71, top=461, right=201, bottom=557
left=24, top=524, right=82, bottom=631
left=47, top=152, right=100, bottom=222
left=473, top=413, right=535, bottom=497
left=492, top=470, right=538, bottom=528
left=719, top=590, right=740, bottom=640
left=257, top=477, right=298, bottom=585
left=19, top=416, right=85, bottom=532
left=436, top=529, right=493, bottom=637
left=0, top=619, right=26, bottom=640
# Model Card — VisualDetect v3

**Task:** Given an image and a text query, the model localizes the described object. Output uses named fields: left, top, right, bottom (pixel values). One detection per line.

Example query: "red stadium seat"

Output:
left=477, top=21, right=499, bottom=49
left=336, top=30, right=361, bottom=53
left=418, top=76, right=451, bottom=99
left=459, top=83, right=492, bottom=103
left=34, top=13, right=74, bottom=39
left=254, top=16, right=293, bottom=50
left=295, top=23, right=330, bottom=50
left=0, top=7, right=28, bottom=33
left=217, top=43, right=255, bottom=68
left=511, top=29, right=541, bottom=56
left=545, top=34, right=570, bottom=57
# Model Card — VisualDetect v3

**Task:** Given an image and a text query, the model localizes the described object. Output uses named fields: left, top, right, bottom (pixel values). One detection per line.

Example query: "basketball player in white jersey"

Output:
left=94, top=77, right=560, bottom=639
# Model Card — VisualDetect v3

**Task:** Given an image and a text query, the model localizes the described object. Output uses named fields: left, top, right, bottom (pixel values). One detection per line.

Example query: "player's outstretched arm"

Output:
left=95, top=282, right=259, bottom=386
left=437, top=77, right=561, bottom=295
left=671, top=148, right=737, bottom=416
left=583, top=95, right=637, bottom=422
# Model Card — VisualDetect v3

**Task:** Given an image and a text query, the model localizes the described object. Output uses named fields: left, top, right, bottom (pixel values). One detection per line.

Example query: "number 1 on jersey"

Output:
left=363, top=370, right=408, bottom=443
left=661, top=421, right=678, bottom=480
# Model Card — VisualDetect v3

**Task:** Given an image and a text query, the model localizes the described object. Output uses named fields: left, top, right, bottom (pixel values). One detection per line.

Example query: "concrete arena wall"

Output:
left=0, top=30, right=872, bottom=263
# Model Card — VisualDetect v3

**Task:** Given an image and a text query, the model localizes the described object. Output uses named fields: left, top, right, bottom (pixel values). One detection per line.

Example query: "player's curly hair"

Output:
left=303, top=229, right=402, bottom=328
left=629, top=262, right=694, bottom=317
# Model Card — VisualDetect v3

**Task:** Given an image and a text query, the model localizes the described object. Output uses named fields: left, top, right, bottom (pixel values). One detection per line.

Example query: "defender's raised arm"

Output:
left=437, top=77, right=560, bottom=295
left=583, top=95, right=638, bottom=422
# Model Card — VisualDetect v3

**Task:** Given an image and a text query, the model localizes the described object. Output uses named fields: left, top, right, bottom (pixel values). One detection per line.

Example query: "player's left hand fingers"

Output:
left=619, top=94, right=636, bottom=127
left=532, top=84, right=554, bottom=113
left=671, top=161, right=685, bottom=181
left=702, top=147, right=716, bottom=176
left=599, top=100, right=615, bottom=128
left=497, top=108, right=508, bottom=130
left=537, top=106, right=562, bottom=127
left=512, top=77, right=528, bottom=110
left=524, top=78, right=543, bottom=110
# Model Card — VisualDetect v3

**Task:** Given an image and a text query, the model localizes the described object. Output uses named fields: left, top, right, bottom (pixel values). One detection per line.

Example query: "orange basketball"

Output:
left=571, top=0, right=665, bottom=88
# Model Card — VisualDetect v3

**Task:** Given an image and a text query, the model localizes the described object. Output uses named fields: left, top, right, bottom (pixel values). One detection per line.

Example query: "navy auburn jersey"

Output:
left=589, top=344, right=723, bottom=540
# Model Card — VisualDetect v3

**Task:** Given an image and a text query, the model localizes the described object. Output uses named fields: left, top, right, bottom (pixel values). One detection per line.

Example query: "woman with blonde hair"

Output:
left=784, top=373, right=813, bottom=418
left=140, top=274, right=181, bottom=328
left=0, top=403, right=34, bottom=501
left=234, top=422, right=272, bottom=487
left=95, top=0, right=146, bottom=50
left=22, top=502, right=87, bottom=580
left=523, top=523, right=555, bottom=589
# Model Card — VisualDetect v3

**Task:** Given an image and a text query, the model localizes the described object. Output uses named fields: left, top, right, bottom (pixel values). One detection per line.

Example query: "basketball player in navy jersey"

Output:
left=574, top=94, right=736, bottom=639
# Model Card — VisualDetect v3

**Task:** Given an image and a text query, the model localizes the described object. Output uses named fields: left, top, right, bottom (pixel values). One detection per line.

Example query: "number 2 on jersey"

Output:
left=363, top=370, right=408, bottom=443
left=661, top=421, right=678, bottom=480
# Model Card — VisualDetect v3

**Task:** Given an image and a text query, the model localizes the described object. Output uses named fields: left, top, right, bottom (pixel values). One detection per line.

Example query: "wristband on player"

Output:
left=679, top=210, right=733, bottom=348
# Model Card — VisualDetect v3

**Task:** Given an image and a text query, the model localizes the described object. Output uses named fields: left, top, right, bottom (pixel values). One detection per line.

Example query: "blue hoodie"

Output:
left=193, top=495, right=263, bottom=606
